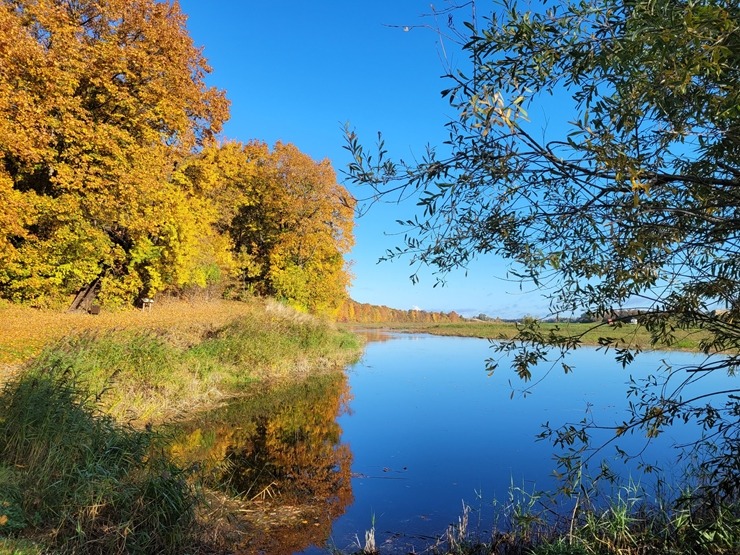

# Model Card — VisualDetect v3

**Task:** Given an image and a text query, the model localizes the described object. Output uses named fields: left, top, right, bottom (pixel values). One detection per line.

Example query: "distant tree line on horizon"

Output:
left=337, top=299, right=463, bottom=324
left=0, top=0, right=354, bottom=316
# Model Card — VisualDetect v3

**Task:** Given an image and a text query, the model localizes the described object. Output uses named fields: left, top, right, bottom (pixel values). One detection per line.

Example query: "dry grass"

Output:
left=0, top=298, right=269, bottom=369
left=2, top=297, right=361, bottom=425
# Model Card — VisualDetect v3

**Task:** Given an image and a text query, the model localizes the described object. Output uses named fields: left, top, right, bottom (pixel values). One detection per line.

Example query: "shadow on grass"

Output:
left=0, top=365, right=196, bottom=554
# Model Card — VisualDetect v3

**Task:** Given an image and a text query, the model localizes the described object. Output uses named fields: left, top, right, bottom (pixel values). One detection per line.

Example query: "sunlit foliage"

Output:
left=0, top=0, right=354, bottom=314
left=177, top=141, right=355, bottom=316
left=0, top=0, right=229, bottom=306
left=337, top=299, right=462, bottom=324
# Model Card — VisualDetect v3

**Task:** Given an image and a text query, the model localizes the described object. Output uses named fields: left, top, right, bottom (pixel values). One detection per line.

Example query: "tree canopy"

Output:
left=0, top=0, right=354, bottom=315
left=176, top=141, right=355, bottom=315
left=0, top=0, right=228, bottom=305
left=346, top=0, right=740, bottom=506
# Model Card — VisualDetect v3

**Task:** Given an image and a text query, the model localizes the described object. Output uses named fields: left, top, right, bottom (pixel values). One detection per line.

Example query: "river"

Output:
left=170, top=332, right=734, bottom=554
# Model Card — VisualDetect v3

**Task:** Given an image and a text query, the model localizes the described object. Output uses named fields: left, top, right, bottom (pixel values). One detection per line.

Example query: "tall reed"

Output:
left=0, top=366, right=196, bottom=554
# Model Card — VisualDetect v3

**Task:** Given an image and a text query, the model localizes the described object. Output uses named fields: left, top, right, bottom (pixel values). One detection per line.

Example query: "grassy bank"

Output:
left=27, top=307, right=360, bottom=425
left=0, top=298, right=362, bottom=553
left=0, top=371, right=196, bottom=554
left=0, top=297, right=304, bottom=366
left=353, top=320, right=710, bottom=351
left=1, top=298, right=361, bottom=423
left=342, top=483, right=740, bottom=555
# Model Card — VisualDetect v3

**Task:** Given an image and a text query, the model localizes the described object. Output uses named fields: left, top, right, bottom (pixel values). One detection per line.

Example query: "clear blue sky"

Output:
left=179, top=0, right=551, bottom=319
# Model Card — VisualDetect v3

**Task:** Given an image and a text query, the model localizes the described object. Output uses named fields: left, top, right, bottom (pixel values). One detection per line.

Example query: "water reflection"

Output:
left=347, top=327, right=395, bottom=343
left=168, top=333, right=733, bottom=555
left=168, top=372, right=353, bottom=553
left=300, top=334, right=733, bottom=554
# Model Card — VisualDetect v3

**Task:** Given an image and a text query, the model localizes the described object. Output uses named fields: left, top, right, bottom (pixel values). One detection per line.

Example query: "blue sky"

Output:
left=179, top=0, right=551, bottom=318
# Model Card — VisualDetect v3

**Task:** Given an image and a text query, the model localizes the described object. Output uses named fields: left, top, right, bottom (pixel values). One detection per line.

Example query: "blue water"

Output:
left=297, top=333, right=733, bottom=554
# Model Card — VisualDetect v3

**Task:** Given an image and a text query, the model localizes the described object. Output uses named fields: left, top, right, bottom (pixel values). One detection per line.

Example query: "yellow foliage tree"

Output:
left=177, top=141, right=355, bottom=316
left=0, top=0, right=229, bottom=306
left=236, top=142, right=355, bottom=316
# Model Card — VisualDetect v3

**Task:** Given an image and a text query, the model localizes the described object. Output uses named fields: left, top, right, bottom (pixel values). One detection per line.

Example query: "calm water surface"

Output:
left=172, top=333, right=732, bottom=554
left=298, top=333, right=730, bottom=554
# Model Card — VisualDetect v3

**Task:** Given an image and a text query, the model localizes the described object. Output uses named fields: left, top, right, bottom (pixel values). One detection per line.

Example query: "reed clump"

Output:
left=0, top=368, right=196, bottom=554
left=384, top=481, right=740, bottom=555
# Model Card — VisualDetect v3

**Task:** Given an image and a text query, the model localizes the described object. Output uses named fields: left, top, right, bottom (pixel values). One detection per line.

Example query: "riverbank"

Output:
left=1, top=304, right=733, bottom=554
left=0, top=298, right=362, bottom=554
left=0, top=297, right=361, bottom=377
left=0, top=297, right=330, bottom=364
left=347, top=320, right=710, bottom=351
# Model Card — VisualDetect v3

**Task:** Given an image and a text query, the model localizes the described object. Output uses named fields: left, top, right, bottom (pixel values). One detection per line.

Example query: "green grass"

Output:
left=336, top=476, right=740, bottom=555
left=0, top=539, right=44, bottom=555
left=0, top=298, right=275, bottom=365
left=356, top=321, right=711, bottom=352
left=23, top=310, right=361, bottom=424
left=189, top=311, right=359, bottom=371
left=0, top=370, right=196, bottom=554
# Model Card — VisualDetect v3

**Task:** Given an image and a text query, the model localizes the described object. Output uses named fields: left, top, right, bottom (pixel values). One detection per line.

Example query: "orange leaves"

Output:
left=1, top=0, right=230, bottom=169
left=0, top=3, right=352, bottom=312
left=0, top=0, right=230, bottom=305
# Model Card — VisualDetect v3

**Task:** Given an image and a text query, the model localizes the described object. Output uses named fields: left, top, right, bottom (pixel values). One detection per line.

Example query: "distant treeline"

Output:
left=337, top=300, right=463, bottom=324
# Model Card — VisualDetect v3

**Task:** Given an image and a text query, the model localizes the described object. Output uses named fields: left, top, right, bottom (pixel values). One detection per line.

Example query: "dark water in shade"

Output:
left=170, top=332, right=734, bottom=554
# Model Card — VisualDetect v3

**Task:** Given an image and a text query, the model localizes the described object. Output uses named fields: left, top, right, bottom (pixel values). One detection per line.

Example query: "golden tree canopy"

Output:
left=176, top=141, right=356, bottom=316
left=0, top=0, right=229, bottom=305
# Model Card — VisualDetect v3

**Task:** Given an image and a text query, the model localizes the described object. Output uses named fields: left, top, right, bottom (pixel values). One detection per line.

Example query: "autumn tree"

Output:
left=252, top=142, right=354, bottom=316
left=0, top=0, right=229, bottom=306
left=176, top=141, right=355, bottom=316
left=346, top=0, right=740, bottom=508
left=337, top=299, right=463, bottom=324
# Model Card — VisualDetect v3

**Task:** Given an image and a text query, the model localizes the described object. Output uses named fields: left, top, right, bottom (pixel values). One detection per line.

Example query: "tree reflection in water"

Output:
left=168, top=372, right=353, bottom=553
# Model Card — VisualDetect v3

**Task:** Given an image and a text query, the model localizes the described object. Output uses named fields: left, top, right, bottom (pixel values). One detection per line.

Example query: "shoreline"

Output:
left=342, top=320, right=711, bottom=352
left=1, top=298, right=363, bottom=423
